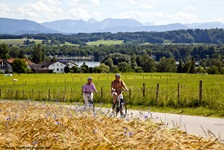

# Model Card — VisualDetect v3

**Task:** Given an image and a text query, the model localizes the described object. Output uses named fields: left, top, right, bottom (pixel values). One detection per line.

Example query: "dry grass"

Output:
left=0, top=101, right=223, bottom=150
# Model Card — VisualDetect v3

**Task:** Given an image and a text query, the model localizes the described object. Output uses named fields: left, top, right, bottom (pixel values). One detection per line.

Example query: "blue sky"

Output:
left=0, top=0, right=223, bottom=25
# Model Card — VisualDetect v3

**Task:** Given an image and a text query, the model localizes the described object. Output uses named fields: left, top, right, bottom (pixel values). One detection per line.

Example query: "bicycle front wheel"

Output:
left=120, top=101, right=127, bottom=118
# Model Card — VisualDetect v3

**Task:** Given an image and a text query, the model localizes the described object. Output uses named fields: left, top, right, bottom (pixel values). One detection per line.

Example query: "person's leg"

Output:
left=112, top=92, right=118, bottom=109
left=83, top=93, right=88, bottom=107
left=90, top=93, right=93, bottom=102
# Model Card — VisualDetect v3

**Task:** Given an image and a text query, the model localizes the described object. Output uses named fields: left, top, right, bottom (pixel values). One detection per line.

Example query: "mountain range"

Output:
left=0, top=18, right=224, bottom=35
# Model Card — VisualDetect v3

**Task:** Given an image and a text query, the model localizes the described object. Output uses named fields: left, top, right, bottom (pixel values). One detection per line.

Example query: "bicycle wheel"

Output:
left=120, top=99, right=127, bottom=118
left=112, top=101, right=119, bottom=117
left=88, top=100, right=95, bottom=114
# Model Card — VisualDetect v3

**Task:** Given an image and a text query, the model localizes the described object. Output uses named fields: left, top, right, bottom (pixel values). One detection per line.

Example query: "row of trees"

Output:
left=102, top=53, right=224, bottom=74
left=2, top=42, right=224, bottom=62
left=1, top=28, right=224, bottom=44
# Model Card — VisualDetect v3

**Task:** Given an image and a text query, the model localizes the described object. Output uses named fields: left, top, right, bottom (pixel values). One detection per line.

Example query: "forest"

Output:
left=0, top=28, right=224, bottom=74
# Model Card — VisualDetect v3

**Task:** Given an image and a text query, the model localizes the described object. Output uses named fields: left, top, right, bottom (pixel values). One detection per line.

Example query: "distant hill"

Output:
left=41, top=18, right=144, bottom=33
left=0, top=18, right=58, bottom=34
left=1, top=17, right=224, bottom=35
left=185, top=22, right=224, bottom=29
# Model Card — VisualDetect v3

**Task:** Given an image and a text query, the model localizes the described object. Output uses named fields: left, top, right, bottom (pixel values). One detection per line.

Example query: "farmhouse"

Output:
left=30, top=60, right=78, bottom=73
left=0, top=58, right=34, bottom=73
left=0, top=59, right=13, bottom=73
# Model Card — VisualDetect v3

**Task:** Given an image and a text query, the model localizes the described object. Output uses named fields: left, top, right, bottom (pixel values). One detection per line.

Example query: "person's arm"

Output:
left=92, top=83, right=98, bottom=92
left=122, top=81, right=128, bottom=91
left=82, top=85, right=85, bottom=93
left=111, top=81, right=115, bottom=92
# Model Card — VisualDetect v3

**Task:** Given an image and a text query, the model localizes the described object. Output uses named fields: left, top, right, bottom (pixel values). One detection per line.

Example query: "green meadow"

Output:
left=0, top=39, right=42, bottom=45
left=0, top=73, right=224, bottom=117
left=87, top=40, right=124, bottom=46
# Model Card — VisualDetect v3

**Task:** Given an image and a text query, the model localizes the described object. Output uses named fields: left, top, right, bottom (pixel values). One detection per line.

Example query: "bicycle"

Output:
left=83, top=91, right=95, bottom=114
left=112, top=92, right=127, bottom=118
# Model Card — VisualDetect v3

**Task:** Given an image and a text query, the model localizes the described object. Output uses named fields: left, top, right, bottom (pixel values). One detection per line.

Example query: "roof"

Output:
left=41, top=60, right=66, bottom=67
left=30, top=64, right=49, bottom=71
left=6, top=58, right=35, bottom=65
left=59, top=60, right=78, bottom=66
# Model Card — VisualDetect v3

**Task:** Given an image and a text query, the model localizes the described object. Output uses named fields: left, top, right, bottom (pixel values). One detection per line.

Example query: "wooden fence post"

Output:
left=156, top=83, right=160, bottom=105
left=23, top=89, right=25, bottom=99
left=101, top=87, right=103, bottom=99
left=129, top=88, right=132, bottom=99
left=199, top=80, right=203, bottom=106
left=39, top=91, right=41, bottom=101
left=143, top=83, right=146, bottom=97
left=178, top=83, right=180, bottom=104
left=48, top=89, right=50, bottom=99
left=16, top=90, right=18, bottom=99
left=11, top=90, right=13, bottom=100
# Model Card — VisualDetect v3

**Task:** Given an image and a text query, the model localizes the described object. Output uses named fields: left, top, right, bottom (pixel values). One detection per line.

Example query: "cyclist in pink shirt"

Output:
left=82, top=77, right=98, bottom=106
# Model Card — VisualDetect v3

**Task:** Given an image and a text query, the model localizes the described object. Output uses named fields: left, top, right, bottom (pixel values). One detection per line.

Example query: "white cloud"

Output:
left=68, top=8, right=91, bottom=19
left=175, top=12, right=198, bottom=22
left=128, top=0, right=154, bottom=8
left=0, top=3, right=14, bottom=18
left=68, top=0, right=100, bottom=8
left=184, top=6, right=198, bottom=11
left=0, top=3, right=10, bottom=11
left=115, top=10, right=198, bottom=24
left=15, top=1, right=64, bottom=22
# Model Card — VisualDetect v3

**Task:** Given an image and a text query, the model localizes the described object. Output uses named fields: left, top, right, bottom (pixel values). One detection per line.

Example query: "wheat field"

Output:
left=0, top=100, right=223, bottom=149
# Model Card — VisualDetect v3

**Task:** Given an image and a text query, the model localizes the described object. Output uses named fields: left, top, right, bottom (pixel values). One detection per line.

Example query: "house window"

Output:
left=57, top=68, right=59, bottom=71
left=52, top=64, right=55, bottom=67
left=61, top=68, right=63, bottom=71
left=57, top=64, right=59, bottom=67
left=61, top=64, right=63, bottom=66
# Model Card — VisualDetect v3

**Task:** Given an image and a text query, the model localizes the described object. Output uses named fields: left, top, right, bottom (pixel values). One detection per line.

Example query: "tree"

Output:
left=139, top=54, right=156, bottom=72
left=208, top=65, right=220, bottom=74
left=0, top=43, right=10, bottom=59
left=196, top=65, right=206, bottom=74
left=98, top=63, right=110, bottom=73
left=177, top=59, right=184, bottom=73
left=157, top=57, right=176, bottom=72
left=183, top=58, right=196, bottom=73
left=12, top=58, right=28, bottom=73
left=71, top=66, right=79, bottom=73
left=64, top=65, right=70, bottom=73
left=32, top=44, right=42, bottom=63
left=80, top=62, right=89, bottom=73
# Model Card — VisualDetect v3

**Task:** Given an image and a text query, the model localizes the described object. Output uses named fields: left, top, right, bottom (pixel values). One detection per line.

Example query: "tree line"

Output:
left=1, top=28, right=224, bottom=44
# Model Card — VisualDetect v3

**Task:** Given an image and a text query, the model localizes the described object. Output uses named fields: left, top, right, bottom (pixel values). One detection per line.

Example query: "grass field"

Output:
left=0, top=39, right=43, bottom=45
left=60, top=41, right=79, bottom=46
left=87, top=40, right=124, bottom=46
left=0, top=73, right=224, bottom=117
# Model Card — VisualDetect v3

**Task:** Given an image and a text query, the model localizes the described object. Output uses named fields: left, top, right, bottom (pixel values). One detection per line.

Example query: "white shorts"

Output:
left=83, top=93, right=93, bottom=106
left=112, top=92, right=118, bottom=96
